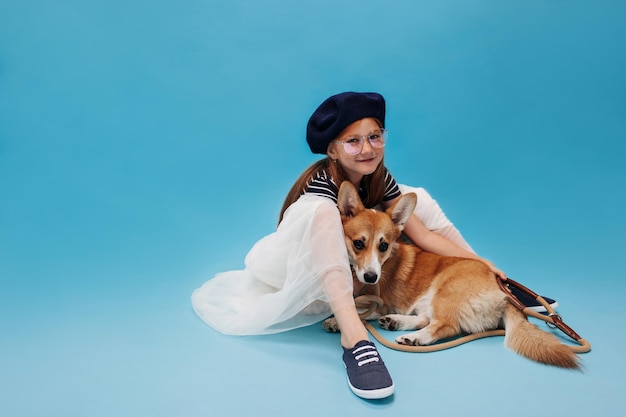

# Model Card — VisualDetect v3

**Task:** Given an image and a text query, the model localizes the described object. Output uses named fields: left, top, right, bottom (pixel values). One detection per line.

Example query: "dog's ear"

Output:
left=386, top=193, right=417, bottom=230
left=337, top=181, right=364, bottom=217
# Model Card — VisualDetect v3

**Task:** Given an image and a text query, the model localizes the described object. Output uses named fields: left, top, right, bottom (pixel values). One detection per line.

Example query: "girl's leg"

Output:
left=311, top=200, right=394, bottom=399
left=322, top=269, right=394, bottom=401
left=323, top=270, right=369, bottom=348
left=309, top=200, right=368, bottom=346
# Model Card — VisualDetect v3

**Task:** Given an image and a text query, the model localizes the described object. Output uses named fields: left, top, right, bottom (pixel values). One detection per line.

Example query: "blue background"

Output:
left=1, top=1, right=625, bottom=416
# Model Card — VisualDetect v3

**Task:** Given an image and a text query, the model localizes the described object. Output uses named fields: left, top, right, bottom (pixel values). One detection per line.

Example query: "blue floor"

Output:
left=1, top=1, right=625, bottom=416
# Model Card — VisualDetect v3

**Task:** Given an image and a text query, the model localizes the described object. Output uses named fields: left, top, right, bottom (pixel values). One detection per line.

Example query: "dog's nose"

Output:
left=363, top=272, right=378, bottom=283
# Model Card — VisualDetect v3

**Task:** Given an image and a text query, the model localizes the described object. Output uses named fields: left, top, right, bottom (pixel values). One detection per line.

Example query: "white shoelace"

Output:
left=352, top=345, right=380, bottom=366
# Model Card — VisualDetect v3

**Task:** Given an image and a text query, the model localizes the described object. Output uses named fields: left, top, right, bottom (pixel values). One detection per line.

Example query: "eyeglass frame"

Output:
left=331, top=128, right=388, bottom=155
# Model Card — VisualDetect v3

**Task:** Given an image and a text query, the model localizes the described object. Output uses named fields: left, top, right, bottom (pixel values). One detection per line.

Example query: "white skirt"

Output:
left=191, top=194, right=351, bottom=335
left=191, top=185, right=470, bottom=335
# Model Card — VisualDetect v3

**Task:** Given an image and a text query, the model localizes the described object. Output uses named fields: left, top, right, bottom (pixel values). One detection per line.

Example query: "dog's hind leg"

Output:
left=396, top=320, right=459, bottom=346
left=378, top=313, right=429, bottom=331
left=322, top=311, right=383, bottom=332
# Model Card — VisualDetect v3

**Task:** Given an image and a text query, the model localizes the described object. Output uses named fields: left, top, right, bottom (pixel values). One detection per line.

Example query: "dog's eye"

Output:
left=379, top=242, right=389, bottom=252
left=353, top=240, right=365, bottom=250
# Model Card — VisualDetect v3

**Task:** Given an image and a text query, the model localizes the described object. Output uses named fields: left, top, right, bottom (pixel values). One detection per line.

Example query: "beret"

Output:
left=306, top=92, right=386, bottom=154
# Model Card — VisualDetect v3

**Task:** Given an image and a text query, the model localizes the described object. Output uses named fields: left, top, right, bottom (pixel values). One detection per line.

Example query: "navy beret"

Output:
left=306, top=92, right=386, bottom=154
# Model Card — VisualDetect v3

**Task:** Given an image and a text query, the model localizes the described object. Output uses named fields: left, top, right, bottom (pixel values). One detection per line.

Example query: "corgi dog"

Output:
left=327, top=181, right=580, bottom=369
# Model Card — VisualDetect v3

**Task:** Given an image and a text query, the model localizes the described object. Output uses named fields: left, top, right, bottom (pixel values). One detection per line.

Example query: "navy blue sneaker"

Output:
left=342, top=340, right=394, bottom=400
left=509, top=285, right=558, bottom=313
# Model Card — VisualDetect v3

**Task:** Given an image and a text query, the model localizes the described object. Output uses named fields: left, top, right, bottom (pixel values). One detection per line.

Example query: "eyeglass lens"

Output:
left=343, top=130, right=387, bottom=155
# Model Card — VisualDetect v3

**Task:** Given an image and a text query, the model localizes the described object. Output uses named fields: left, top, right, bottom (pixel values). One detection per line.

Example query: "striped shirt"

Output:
left=303, top=167, right=401, bottom=207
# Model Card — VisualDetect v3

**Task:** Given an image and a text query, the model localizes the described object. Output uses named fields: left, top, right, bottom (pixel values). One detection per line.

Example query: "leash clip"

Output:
left=546, top=314, right=561, bottom=329
left=548, top=313, right=582, bottom=341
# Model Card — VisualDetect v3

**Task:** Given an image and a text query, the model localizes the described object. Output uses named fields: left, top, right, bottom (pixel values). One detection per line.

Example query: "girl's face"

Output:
left=327, top=117, right=385, bottom=185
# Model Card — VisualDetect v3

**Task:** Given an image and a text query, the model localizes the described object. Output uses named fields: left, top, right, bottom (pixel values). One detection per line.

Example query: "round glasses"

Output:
left=333, top=129, right=388, bottom=155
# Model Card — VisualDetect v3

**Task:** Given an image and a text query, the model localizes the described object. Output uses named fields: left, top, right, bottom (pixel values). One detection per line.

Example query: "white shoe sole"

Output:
left=348, top=379, right=395, bottom=400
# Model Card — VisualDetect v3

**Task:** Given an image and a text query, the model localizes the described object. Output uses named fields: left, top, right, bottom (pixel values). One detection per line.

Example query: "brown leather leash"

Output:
left=355, top=277, right=591, bottom=354
left=497, top=277, right=591, bottom=353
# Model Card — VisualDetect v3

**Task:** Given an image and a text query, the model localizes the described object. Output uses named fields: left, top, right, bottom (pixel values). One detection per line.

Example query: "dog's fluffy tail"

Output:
left=503, top=303, right=580, bottom=369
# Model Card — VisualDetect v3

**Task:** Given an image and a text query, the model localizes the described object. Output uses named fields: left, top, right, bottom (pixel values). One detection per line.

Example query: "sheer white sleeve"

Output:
left=399, top=184, right=475, bottom=253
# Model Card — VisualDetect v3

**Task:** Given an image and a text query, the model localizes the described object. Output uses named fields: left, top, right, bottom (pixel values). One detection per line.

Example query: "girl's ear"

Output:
left=386, top=193, right=417, bottom=230
left=337, top=181, right=364, bottom=218
left=326, top=142, right=339, bottom=160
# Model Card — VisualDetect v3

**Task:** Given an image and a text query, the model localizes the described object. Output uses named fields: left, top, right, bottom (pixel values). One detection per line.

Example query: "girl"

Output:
left=192, top=92, right=556, bottom=400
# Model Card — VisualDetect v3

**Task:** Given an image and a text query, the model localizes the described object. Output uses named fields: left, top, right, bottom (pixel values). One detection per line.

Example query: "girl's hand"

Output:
left=484, top=259, right=507, bottom=280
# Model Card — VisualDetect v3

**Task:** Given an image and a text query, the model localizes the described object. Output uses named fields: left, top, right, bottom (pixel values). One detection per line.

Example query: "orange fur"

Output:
left=335, top=181, right=580, bottom=369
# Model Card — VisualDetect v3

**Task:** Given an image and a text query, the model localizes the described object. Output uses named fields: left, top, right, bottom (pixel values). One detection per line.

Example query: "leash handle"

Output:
left=498, top=277, right=587, bottom=347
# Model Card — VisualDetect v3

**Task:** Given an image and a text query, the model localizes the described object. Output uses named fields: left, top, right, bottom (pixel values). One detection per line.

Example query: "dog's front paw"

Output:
left=322, top=317, right=340, bottom=333
left=378, top=316, right=400, bottom=331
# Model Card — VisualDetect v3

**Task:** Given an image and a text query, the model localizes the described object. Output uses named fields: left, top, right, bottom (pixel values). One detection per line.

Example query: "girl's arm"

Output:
left=400, top=212, right=507, bottom=279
